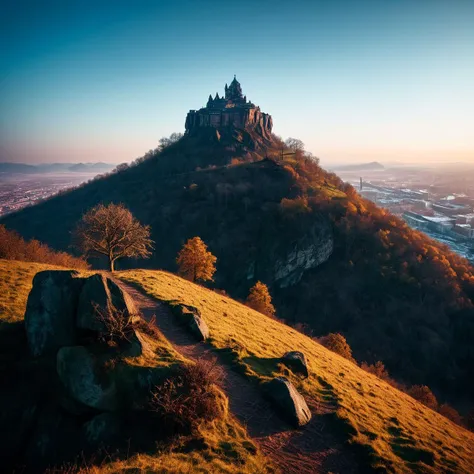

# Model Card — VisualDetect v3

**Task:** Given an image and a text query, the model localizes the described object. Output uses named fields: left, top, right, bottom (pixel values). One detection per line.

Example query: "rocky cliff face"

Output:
left=244, top=220, right=333, bottom=289
left=274, top=233, right=333, bottom=288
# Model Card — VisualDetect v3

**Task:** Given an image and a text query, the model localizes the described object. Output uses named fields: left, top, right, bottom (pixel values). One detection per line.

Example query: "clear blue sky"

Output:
left=1, top=0, right=473, bottom=165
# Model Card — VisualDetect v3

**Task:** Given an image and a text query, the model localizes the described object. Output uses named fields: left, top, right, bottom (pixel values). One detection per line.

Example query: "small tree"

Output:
left=284, top=137, right=305, bottom=152
left=246, top=281, right=275, bottom=317
left=176, top=237, right=216, bottom=282
left=74, top=203, right=153, bottom=271
left=407, top=385, right=438, bottom=410
left=438, top=404, right=462, bottom=425
left=319, top=333, right=356, bottom=363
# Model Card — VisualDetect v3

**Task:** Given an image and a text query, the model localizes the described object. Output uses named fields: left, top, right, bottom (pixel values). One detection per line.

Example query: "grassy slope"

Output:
left=0, top=259, right=63, bottom=323
left=0, top=260, right=273, bottom=474
left=120, top=269, right=474, bottom=474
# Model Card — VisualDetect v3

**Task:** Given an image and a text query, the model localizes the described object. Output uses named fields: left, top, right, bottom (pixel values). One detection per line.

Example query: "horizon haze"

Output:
left=1, top=0, right=473, bottom=166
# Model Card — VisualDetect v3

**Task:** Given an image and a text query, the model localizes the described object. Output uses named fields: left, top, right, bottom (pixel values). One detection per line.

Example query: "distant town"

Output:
left=0, top=162, right=116, bottom=217
left=336, top=162, right=474, bottom=262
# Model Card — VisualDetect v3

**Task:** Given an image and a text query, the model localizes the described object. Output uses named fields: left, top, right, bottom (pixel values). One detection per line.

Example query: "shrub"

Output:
left=149, top=358, right=226, bottom=434
left=361, top=361, right=390, bottom=380
left=438, top=404, right=463, bottom=425
left=246, top=281, right=276, bottom=318
left=318, top=333, right=356, bottom=363
left=407, top=385, right=438, bottom=410
left=94, top=304, right=134, bottom=346
left=0, top=225, right=88, bottom=269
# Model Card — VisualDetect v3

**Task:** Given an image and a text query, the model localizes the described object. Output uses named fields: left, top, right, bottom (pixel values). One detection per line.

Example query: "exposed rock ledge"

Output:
left=274, top=227, right=333, bottom=288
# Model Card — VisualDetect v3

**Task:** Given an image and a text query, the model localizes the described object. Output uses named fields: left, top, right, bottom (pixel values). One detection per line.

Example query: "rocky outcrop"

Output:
left=264, top=376, right=312, bottom=427
left=57, top=346, right=118, bottom=411
left=168, top=302, right=210, bottom=341
left=24, top=271, right=84, bottom=356
left=77, top=274, right=137, bottom=332
left=281, top=351, right=309, bottom=378
left=274, top=226, right=333, bottom=288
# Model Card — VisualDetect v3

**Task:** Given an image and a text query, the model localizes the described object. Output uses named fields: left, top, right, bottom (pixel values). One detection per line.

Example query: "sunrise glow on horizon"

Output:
left=1, top=0, right=473, bottom=166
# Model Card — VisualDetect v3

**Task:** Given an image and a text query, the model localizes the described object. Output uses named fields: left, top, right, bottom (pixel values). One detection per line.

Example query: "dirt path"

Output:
left=114, top=277, right=358, bottom=474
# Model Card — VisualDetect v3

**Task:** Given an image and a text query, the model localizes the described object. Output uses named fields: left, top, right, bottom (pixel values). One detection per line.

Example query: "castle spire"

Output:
left=228, top=75, right=243, bottom=100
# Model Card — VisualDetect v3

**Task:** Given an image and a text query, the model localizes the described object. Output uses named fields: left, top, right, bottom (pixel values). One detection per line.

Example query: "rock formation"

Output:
left=7, top=270, right=195, bottom=471
left=167, top=301, right=210, bottom=341
left=281, top=351, right=309, bottom=378
left=77, top=273, right=137, bottom=332
left=24, top=270, right=83, bottom=356
left=264, top=376, right=312, bottom=427
left=185, top=76, right=273, bottom=139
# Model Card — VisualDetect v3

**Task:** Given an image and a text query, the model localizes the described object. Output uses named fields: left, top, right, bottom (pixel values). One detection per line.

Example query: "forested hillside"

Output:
left=2, top=131, right=474, bottom=408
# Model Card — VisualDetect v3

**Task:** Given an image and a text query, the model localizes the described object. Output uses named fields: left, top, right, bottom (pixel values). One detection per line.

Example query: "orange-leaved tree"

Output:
left=319, top=333, right=356, bottom=363
left=176, top=237, right=216, bottom=282
left=246, top=281, right=275, bottom=317
left=73, top=203, right=153, bottom=271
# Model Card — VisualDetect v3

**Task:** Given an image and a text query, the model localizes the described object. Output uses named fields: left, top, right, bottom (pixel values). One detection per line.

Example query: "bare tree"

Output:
left=159, top=132, right=184, bottom=151
left=284, top=137, right=305, bottom=152
left=73, top=203, right=153, bottom=271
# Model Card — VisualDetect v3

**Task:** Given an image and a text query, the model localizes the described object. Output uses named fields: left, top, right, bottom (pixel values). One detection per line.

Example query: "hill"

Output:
left=2, top=130, right=474, bottom=411
left=2, top=260, right=473, bottom=473
left=0, top=260, right=272, bottom=473
left=103, top=268, right=474, bottom=472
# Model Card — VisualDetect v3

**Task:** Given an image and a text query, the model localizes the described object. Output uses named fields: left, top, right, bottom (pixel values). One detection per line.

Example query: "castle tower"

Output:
left=226, top=75, right=243, bottom=100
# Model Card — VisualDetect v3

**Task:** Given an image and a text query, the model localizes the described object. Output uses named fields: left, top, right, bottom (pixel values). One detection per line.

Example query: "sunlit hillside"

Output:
left=0, top=259, right=64, bottom=324
left=0, top=260, right=273, bottom=473
left=120, top=269, right=474, bottom=474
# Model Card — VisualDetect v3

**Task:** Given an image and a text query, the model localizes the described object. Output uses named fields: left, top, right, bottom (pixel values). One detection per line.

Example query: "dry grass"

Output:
left=0, top=260, right=275, bottom=474
left=0, top=259, right=64, bottom=324
left=120, top=269, right=474, bottom=474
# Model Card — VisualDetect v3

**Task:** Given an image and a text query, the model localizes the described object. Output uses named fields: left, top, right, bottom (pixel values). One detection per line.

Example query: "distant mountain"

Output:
left=330, top=161, right=385, bottom=171
left=0, top=162, right=115, bottom=174
left=67, top=162, right=115, bottom=172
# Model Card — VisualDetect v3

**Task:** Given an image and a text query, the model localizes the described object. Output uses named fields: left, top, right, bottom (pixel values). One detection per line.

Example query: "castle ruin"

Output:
left=185, top=76, right=273, bottom=138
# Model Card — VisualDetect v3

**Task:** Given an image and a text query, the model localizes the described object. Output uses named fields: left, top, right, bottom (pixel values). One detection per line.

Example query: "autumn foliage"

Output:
left=319, top=333, right=356, bottom=363
left=245, top=281, right=275, bottom=317
left=407, top=385, right=439, bottom=411
left=176, top=237, right=217, bottom=282
left=0, top=225, right=88, bottom=268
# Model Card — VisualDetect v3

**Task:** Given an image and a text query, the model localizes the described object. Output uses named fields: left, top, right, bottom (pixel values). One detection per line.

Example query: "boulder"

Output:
left=57, top=346, right=118, bottom=411
left=124, top=329, right=156, bottom=358
left=168, top=302, right=210, bottom=341
left=263, top=376, right=311, bottom=427
left=189, top=313, right=210, bottom=341
left=281, top=351, right=309, bottom=378
left=24, top=270, right=83, bottom=356
left=77, top=274, right=137, bottom=332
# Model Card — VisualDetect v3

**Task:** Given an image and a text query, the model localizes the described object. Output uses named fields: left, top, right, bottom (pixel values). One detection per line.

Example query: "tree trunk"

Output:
left=109, top=258, right=115, bottom=272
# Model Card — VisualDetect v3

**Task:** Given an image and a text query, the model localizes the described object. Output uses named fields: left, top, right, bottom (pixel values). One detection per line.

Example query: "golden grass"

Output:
left=120, top=269, right=474, bottom=474
left=0, top=260, right=274, bottom=474
left=0, top=259, right=64, bottom=324
left=81, top=419, right=272, bottom=474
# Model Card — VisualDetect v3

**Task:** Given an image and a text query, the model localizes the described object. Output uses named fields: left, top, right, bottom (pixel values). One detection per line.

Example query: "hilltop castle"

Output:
left=185, top=76, right=273, bottom=138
